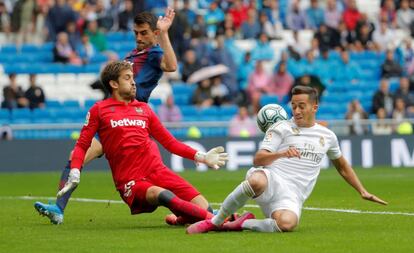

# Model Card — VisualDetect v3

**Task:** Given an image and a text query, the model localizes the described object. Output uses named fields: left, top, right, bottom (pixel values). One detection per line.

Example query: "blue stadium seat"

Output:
left=0, top=109, right=11, bottom=124
left=149, top=98, right=162, bottom=106
left=106, top=32, right=125, bottom=42
left=0, top=44, right=17, bottom=53
left=84, top=99, right=98, bottom=109
left=46, top=100, right=61, bottom=108
left=260, top=95, right=279, bottom=106
left=11, top=109, right=32, bottom=124
left=174, top=94, right=191, bottom=105
left=62, top=100, right=80, bottom=109
left=198, top=107, right=220, bottom=121
left=21, top=44, right=39, bottom=53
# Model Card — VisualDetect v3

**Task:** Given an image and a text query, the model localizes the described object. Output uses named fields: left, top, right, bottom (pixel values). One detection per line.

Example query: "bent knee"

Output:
left=277, top=220, right=297, bottom=232
left=247, top=171, right=268, bottom=195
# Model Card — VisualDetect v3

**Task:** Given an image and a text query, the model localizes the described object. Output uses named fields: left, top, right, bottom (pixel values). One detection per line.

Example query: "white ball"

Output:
left=256, top=104, right=288, bottom=133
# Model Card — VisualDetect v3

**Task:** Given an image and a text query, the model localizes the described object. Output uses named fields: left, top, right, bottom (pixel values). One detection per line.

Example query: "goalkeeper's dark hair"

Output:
left=134, top=12, right=158, bottom=31
left=100, top=61, right=133, bottom=93
left=291, top=85, right=319, bottom=104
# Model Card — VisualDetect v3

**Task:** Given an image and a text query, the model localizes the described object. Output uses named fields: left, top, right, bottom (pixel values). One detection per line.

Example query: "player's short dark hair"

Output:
left=291, top=85, right=319, bottom=104
left=134, top=12, right=158, bottom=31
left=100, top=61, right=133, bottom=94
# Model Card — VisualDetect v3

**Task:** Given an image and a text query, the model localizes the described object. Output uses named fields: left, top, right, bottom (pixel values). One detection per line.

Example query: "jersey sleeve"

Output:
left=259, top=122, right=285, bottom=152
left=71, top=104, right=100, bottom=170
left=147, top=47, right=163, bottom=68
left=326, top=132, right=342, bottom=160
left=147, top=106, right=197, bottom=160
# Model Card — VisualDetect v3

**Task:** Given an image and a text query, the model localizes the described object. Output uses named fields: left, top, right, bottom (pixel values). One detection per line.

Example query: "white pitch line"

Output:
left=2, top=196, right=414, bottom=217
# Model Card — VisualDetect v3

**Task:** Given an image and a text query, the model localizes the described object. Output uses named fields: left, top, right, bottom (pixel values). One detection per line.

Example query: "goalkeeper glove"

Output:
left=194, top=146, right=228, bottom=170
left=57, top=168, right=80, bottom=198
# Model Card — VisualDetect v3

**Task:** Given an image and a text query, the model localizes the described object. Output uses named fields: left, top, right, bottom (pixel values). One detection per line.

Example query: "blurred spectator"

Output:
left=158, top=94, right=182, bottom=122
left=77, top=33, right=97, bottom=64
left=305, top=0, right=325, bottom=30
left=211, top=76, right=230, bottom=106
left=314, top=24, right=335, bottom=50
left=271, top=61, right=294, bottom=101
left=228, top=106, right=258, bottom=137
left=372, top=79, right=394, bottom=115
left=208, top=36, right=238, bottom=97
left=0, top=124, right=12, bottom=141
left=373, top=21, right=395, bottom=51
left=342, top=0, right=361, bottom=31
left=392, top=98, right=408, bottom=131
left=381, top=49, right=403, bottom=78
left=397, top=0, right=414, bottom=34
left=0, top=1, right=11, bottom=41
left=394, top=77, right=414, bottom=115
left=96, top=0, right=120, bottom=32
left=247, top=60, right=272, bottom=113
left=288, top=30, right=307, bottom=57
left=380, top=0, right=397, bottom=28
left=371, top=107, right=393, bottom=135
left=263, top=0, right=283, bottom=36
left=182, top=0, right=196, bottom=24
left=237, top=51, right=255, bottom=91
left=11, top=0, right=37, bottom=45
left=118, top=0, right=134, bottom=32
left=192, top=79, right=214, bottom=108
left=182, top=49, right=202, bottom=83
left=354, top=23, right=375, bottom=51
left=240, top=8, right=260, bottom=39
left=251, top=33, right=274, bottom=60
left=324, top=0, right=341, bottom=29
left=228, top=0, right=248, bottom=30
left=258, top=11, right=281, bottom=40
left=1, top=74, right=28, bottom=109
left=53, top=32, right=81, bottom=64
left=286, top=0, right=307, bottom=31
left=190, top=14, right=207, bottom=39
left=345, top=99, right=368, bottom=135
left=47, top=0, right=77, bottom=41
left=216, top=13, right=234, bottom=36
left=204, top=1, right=225, bottom=38
left=169, top=0, right=191, bottom=60
left=355, top=12, right=375, bottom=38
left=66, top=21, right=81, bottom=50
left=24, top=74, right=45, bottom=109
left=399, top=38, right=414, bottom=68
left=332, top=20, right=356, bottom=49
left=85, top=20, right=108, bottom=52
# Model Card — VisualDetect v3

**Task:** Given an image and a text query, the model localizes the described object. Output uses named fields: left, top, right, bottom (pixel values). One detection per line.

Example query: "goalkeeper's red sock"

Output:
left=158, top=190, right=212, bottom=222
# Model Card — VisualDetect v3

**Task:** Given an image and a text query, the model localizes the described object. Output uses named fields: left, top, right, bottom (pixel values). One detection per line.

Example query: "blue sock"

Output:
left=56, top=161, right=77, bottom=212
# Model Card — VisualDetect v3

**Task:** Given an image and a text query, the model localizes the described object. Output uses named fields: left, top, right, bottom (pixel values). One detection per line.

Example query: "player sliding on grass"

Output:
left=34, top=8, right=213, bottom=224
left=48, top=61, right=228, bottom=224
left=187, top=86, right=387, bottom=234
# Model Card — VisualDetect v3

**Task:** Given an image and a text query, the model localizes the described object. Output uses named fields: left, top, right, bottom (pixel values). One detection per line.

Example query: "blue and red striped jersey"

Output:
left=124, top=45, right=164, bottom=103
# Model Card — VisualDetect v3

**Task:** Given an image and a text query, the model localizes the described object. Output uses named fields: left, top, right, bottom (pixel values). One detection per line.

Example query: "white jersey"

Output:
left=260, top=119, right=342, bottom=202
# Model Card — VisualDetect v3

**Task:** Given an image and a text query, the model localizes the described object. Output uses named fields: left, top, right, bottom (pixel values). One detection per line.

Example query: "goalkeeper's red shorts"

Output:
left=119, top=167, right=200, bottom=214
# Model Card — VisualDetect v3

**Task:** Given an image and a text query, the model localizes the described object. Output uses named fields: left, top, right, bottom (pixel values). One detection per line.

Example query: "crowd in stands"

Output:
left=1, top=0, right=414, bottom=138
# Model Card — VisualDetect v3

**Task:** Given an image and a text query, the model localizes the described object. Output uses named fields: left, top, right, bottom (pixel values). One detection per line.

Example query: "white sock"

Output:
left=242, top=218, right=281, bottom=232
left=211, top=180, right=255, bottom=226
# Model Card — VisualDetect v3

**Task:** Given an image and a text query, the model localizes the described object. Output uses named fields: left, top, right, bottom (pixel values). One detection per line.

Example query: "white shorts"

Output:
left=246, top=167, right=303, bottom=220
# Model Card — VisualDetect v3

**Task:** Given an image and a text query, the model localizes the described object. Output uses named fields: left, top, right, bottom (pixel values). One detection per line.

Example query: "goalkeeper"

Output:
left=46, top=61, right=228, bottom=224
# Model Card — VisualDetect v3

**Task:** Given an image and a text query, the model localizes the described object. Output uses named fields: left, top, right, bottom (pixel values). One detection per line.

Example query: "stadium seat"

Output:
left=84, top=99, right=98, bottom=109
left=11, top=109, right=32, bottom=124
left=260, top=95, right=279, bottom=106
left=0, top=109, right=10, bottom=124
left=62, top=100, right=80, bottom=109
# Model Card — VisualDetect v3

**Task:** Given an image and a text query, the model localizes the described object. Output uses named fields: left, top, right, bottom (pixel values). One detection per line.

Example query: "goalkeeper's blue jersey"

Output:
left=124, top=45, right=164, bottom=103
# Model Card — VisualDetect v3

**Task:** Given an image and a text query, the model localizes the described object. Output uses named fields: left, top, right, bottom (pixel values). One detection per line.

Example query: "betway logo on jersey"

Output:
left=110, top=118, right=146, bottom=128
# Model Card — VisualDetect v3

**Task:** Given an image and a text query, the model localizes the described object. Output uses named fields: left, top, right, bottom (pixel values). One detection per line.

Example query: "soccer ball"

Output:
left=256, top=104, right=288, bottom=133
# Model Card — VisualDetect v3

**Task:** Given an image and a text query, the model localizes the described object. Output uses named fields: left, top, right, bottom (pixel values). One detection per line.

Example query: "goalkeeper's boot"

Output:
left=221, top=212, right=255, bottom=231
left=34, top=202, right=64, bottom=225
left=186, top=219, right=223, bottom=234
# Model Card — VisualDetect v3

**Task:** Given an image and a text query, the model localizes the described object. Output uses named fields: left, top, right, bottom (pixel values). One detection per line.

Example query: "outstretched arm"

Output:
left=331, top=156, right=388, bottom=205
left=157, top=7, right=177, bottom=72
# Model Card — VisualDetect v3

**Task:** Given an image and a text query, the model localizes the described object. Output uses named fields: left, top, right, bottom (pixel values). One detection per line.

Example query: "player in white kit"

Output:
left=187, top=85, right=387, bottom=234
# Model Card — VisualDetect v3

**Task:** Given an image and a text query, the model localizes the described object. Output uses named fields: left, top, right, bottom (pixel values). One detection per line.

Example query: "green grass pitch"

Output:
left=1, top=167, right=413, bottom=253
